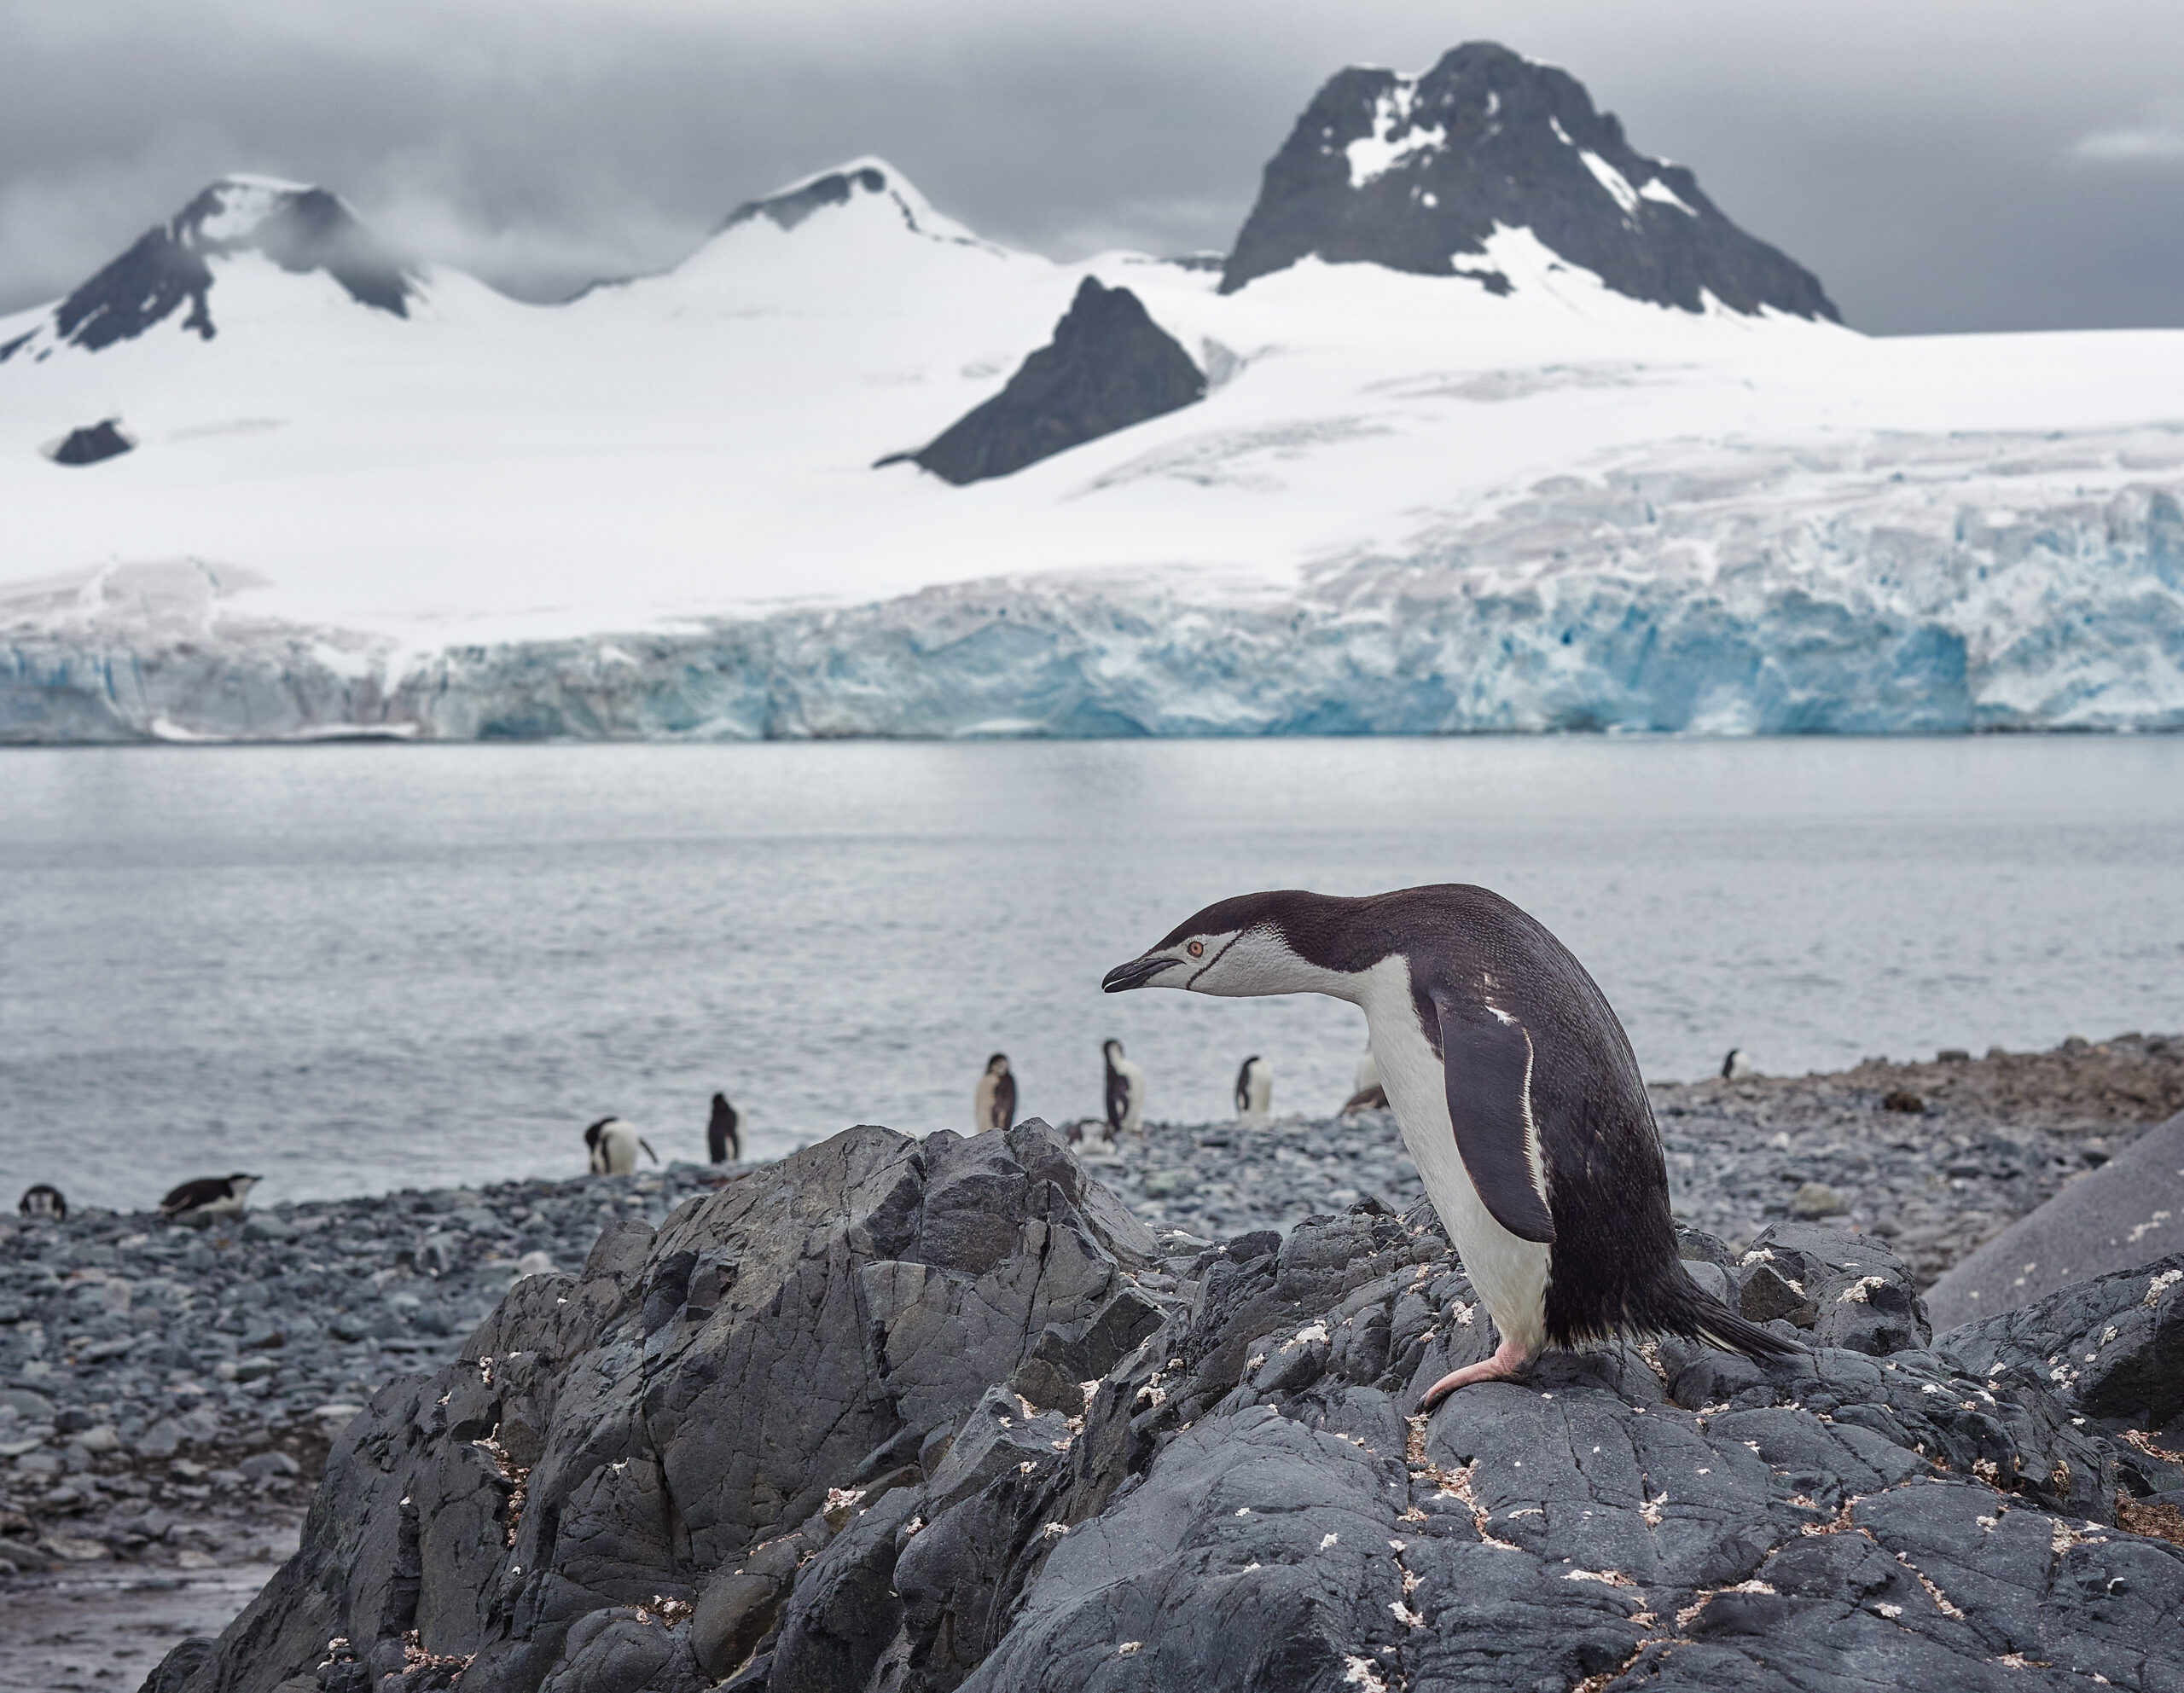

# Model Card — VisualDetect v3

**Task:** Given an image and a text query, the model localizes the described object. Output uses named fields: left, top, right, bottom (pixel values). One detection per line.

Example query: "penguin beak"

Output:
left=1102, top=954, right=1179, bottom=993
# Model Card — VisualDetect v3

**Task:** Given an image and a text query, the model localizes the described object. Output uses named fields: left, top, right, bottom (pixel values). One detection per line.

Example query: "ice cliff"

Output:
left=8, top=423, right=2182, bottom=740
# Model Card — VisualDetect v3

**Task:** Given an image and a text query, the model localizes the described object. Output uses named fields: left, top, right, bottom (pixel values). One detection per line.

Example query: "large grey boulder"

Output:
left=148, top=1133, right=2184, bottom=1693
left=1927, top=1110, right=2184, bottom=1331
left=154, top=1121, right=1157, bottom=1693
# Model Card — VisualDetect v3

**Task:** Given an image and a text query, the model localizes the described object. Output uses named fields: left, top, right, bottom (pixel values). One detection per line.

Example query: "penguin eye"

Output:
left=1187, top=941, right=1205, bottom=958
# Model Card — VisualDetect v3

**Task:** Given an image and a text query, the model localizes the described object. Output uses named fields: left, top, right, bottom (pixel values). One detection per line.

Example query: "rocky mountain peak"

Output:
left=1221, top=41, right=1838, bottom=321
left=14, top=175, right=420, bottom=360
left=715, top=156, right=967, bottom=245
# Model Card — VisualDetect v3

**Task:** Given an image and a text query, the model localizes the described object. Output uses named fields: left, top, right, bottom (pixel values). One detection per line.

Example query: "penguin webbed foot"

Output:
left=1420, top=1336, right=1533, bottom=1408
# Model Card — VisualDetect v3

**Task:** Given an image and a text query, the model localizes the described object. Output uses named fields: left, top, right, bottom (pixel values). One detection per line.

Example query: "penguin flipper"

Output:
left=1434, top=1000, right=1556, bottom=1245
left=640, top=1138, right=659, bottom=1164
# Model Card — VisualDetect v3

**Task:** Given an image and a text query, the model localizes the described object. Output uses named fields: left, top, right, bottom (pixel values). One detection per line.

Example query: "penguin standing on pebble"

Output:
left=585, top=1116, right=657, bottom=1175
left=17, top=1184, right=66, bottom=1220
left=159, top=1174, right=260, bottom=1221
left=1105, top=884, right=1802, bottom=1404
left=1721, top=1049, right=1757, bottom=1081
left=707, top=1093, right=742, bottom=1163
left=974, top=1054, right=1017, bottom=1133
left=1234, top=1054, right=1272, bottom=1125
left=1101, top=1039, right=1145, bottom=1136
left=1343, top=1047, right=1389, bottom=1114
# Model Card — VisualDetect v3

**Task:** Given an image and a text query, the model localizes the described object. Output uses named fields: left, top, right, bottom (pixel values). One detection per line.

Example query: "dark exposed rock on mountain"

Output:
left=722, top=165, right=892, bottom=234
left=35, top=178, right=418, bottom=356
left=1223, top=41, right=1839, bottom=322
left=144, top=1122, right=2184, bottom=1693
left=48, top=418, right=135, bottom=466
left=881, top=278, right=1205, bottom=484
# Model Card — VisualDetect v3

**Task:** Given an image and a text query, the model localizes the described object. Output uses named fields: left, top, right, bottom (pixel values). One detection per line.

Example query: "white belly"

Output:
left=1357, top=964, right=1551, bottom=1354
left=597, top=1121, right=642, bottom=1175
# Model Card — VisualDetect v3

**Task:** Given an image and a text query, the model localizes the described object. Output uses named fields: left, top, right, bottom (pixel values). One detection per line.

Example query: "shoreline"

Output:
left=2, top=1029, right=2179, bottom=1680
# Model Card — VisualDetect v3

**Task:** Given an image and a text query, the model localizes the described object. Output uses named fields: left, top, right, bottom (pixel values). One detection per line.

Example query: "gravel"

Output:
left=0, top=1163, right=735, bottom=1580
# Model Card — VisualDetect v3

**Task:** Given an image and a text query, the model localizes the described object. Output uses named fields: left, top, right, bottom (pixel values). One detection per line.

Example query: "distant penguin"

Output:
left=17, top=1184, right=66, bottom=1221
left=1106, top=884, right=1802, bottom=1404
left=1234, top=1054, right=1272, bottom=1125
left=159, top=1173, right=260, bottom=1221
left=975, top=1053, right=1017, bottom=1133
left=1342, top=1047, right=1389, bottom=1114
left=1101, top=1038, right=1145, bottom=1135
left=707, top=1093, right=742, bottom=1163
left=585, top=1116, right=658, bottom=1175
left=1721, top=1048, right=1757, bottom=1081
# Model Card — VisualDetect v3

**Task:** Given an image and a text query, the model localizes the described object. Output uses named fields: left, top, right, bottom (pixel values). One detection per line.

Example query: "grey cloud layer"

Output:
left=4, top=0, right=2183, bottom=333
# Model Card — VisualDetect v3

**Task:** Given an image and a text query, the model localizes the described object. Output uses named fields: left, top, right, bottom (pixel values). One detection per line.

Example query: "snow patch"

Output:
left=1346, top=83, right=1446, bottom=186
left=1638, top=177, right=1699, bottom=217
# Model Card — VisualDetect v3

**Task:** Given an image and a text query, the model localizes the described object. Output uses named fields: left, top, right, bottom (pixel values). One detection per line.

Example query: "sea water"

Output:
left=3, top=737, right=2180, bottom=1211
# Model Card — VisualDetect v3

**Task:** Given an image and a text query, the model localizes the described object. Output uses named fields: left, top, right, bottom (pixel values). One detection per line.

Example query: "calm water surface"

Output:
left=3, top=738, right=2181, bottom=1212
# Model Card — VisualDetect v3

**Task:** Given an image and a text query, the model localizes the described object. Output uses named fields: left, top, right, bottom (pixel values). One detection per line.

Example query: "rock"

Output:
left=164, top=1124, right=2184, bottom=1692
left=47, top=418, right=135, bottom=467
left=1219, top=42, right=1838, bottom=321
left=1939, top=1250, right=2184, bottom=1432
left=166, top=1122, right=1152, bottom=1692
left=1881, top=1088, right=1926, bottom=1114
left=881, top=278, right=1205, bottom=484
left=138, top=1636, right=216, bottom=1693
left=1141, top=1169, right=1197, bottom=1199
left=1926, top=1109, right=2184, bottom=1330
left=1790, top=1180, right=1850, bottom=1218
left=38, top=1531, right=107, bottom=1561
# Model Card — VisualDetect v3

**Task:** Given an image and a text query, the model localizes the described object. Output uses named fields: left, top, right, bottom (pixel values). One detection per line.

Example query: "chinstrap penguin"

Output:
left=708, top=1093, right=742, bottom=1163
left=1234, top=1054, right=1272, bottom=1124
left=1105, top=884, right=1802, bottom=1404
left=160, top=1174, right=260, bottom=1221
left=976, top=1053, right=1018, bottom=1133
left=585, top=1116, right=657, bottom=1175
left=18, top=1184, right=66, bottom=1221
left=1343, top=1047, right=1389, bottom=1114
left=1721, top=1048, right=1757, bottom=1081
left=1101, top=1038, right=1145, bottom=1135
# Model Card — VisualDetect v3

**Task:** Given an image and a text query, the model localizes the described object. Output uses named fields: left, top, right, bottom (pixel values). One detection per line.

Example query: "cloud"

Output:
left=2072, top=107, right=2184, bottom=163
left=6, top=0, right=2184, bottom=329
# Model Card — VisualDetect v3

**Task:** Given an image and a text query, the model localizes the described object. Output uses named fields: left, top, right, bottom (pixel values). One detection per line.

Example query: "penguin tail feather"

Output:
left=1676, top=1289, right=1808, bottom=1361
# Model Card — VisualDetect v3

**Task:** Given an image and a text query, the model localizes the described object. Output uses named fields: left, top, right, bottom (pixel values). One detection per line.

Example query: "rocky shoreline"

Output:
left=0, top=1032, right=2180, bottom=1690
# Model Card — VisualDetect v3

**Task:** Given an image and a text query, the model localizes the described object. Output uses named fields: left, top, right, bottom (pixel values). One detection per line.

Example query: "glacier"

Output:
left=9, top=422, right=2182, bottom=740
left=6, top=75, right=2184, bottom=741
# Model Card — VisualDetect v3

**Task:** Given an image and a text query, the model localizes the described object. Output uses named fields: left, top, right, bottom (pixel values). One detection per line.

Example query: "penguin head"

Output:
left=229, top=1174, right=262, bottom=1198
left=986, top=1052, right=1010, bottom=1076
left=1101, top=1038, right=1124, bottom=1063
left=1104, top=891, right=1331, bottom=1000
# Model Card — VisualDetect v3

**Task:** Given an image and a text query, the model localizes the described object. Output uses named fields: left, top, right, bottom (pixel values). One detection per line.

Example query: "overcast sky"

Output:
left=6, top=0, right=2184, bottom=334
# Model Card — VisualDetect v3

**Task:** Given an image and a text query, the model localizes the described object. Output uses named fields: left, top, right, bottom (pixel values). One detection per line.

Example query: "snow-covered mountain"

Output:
left=4, top=46, right=2183, bottom=741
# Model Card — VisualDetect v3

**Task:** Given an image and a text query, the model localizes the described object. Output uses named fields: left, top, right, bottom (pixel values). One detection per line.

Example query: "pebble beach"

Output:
left=2, top=1029, right=2181, bottom=1687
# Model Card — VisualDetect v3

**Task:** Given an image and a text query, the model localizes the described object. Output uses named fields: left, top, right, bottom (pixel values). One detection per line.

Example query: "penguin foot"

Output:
left=1420, top=1337, right=1532, bottom=1407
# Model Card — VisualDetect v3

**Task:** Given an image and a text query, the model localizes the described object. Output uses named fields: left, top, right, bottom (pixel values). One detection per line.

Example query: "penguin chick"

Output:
left=1234, top=1054, right=1272, bottom=1125
left=585, top=1116, right=657, bottom=1175
left=1105, top=884, right=1803, bottom=1404
left=975, top=1053, right=1017, bottom=1133
left=1101, top=1039, right=1145, bottom=1135
left=708, top=1093, right=742, bottom=1163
